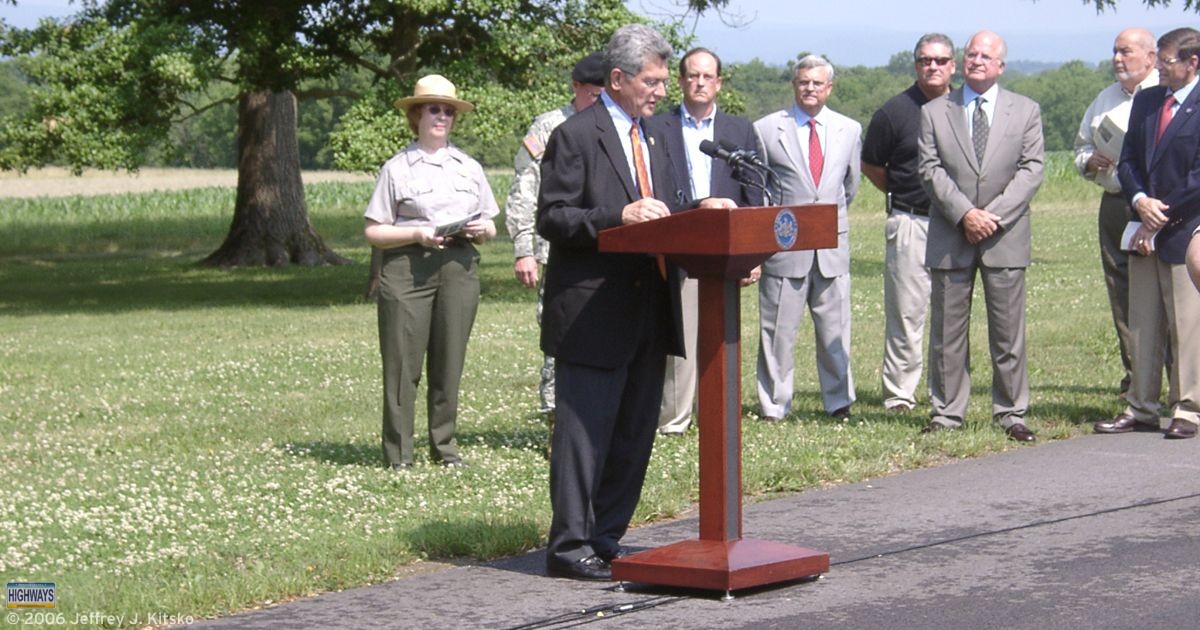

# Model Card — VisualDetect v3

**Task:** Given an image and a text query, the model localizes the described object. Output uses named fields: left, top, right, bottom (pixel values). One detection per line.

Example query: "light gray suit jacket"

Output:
left=754, top=107, right=861, bottom=278
left=918, top=87, right=1044, bottom=269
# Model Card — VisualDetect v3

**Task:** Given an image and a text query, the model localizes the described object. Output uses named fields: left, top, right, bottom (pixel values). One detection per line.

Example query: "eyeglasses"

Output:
left=1158, top=56, right=1182, bottom=66
left=426, top=104, right=456, bottom=117
left=965, top=51, right=999, bottom=65
left=916, top=56, right=953, bottom=67
left=793, top=80, right=828, bottom=89
left=618, top=69, right=669, bottom=91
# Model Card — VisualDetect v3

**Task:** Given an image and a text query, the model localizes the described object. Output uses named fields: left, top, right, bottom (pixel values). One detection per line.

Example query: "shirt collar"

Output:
left=791, top=104, right=824, bottom=127
left=962, top=82, right=999, bottom=106
left=404, top=143, right=460, bottom=166
left=681, top=103, right=717, bottom=128
left=1126, top=69, right=1160, bottom=96
left=601, top=91, right=637, bottom=129
left=1169, top=75, right=1200, bottom=106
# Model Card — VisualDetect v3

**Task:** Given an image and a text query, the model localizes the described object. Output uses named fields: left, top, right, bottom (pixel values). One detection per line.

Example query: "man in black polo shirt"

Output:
left=862, top=33, right=955, bottom=414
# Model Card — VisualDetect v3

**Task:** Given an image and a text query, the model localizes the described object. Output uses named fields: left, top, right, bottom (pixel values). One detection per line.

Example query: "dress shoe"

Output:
left=546, top=554, right=611, bottom=581
left=920, top=421, right=956, bottom=434
left=596, top=546, right=632, bottom=563
left=761, top=415, right=783, bottom=424
left=829, top=406, right=852, bottom=420
left=886, top=402, right=914, bottom=414
left=1164, top=418, right=1198, bottom=439
left=440, top=459, right=466, bottom=468
left=1094, top=413, right=1153, bottom=434
left=390, top=463, right=413, bottom=471
left=1005, top=423, right=1037, bottom=442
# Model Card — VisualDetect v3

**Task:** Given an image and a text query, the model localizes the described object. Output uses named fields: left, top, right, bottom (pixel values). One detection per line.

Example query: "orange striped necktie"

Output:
left=630, top=120, right=653, bottom=197
left=629, top=119, right=666, bottom=279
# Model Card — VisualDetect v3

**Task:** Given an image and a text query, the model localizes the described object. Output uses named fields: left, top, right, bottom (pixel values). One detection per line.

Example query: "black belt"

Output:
left=891, top=200, right=929, bottom=216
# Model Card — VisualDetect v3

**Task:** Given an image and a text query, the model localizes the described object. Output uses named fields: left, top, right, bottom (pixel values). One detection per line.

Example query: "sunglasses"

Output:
left=916, top=56, right=954, bottom=67
left=426, top=104, right=457, bottom=117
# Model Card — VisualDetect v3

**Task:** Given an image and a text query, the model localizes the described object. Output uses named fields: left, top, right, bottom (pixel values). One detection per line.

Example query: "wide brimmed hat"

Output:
left=394, top=74, right=474, bottom=113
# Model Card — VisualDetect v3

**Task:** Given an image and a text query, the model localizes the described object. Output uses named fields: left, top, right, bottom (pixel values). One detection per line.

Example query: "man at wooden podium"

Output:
left=536, top=24, right=735, bottom=581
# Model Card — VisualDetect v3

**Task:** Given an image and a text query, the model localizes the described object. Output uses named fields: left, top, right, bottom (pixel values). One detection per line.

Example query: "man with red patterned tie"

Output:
left=1109, top=27, right=1200, bottom=439
left=752, top=54, right=861, bottom=424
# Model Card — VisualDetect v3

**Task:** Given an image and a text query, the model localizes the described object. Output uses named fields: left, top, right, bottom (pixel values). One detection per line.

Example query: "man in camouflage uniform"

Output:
left=505, top=52, right=605, bottom=450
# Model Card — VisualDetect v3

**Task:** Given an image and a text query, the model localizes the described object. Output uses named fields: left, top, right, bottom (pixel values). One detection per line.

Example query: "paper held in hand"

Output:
left=1095, top=114, right=1126, bottom=162
left=1120, top=221, right=1156, bottom=252
left=434, top=212, right=482, bottom=238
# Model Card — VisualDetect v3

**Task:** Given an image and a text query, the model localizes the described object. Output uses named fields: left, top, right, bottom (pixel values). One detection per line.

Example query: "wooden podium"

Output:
left=598, top=204, right=837, bottom=595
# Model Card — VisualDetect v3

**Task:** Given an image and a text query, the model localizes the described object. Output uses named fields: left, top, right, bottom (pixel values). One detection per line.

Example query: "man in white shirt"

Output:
left=1074, top=28, right=1159, bottom=400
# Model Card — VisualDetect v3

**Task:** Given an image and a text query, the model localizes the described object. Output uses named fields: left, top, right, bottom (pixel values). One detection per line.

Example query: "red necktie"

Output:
left=808, top=119, right=824, bottom=187
left=1156, top=95, right=1177, bottom=144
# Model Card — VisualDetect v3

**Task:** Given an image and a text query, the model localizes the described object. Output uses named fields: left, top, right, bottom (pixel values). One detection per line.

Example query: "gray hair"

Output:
left=793, top=54, right=835, bottom=82
left=913, top=33, right=955, bottom=60
left=604, top=24, right=673, bottom=86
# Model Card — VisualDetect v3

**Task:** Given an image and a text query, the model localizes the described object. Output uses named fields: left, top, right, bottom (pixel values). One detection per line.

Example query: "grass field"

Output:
left=0, top=155, right=1125, bottom=625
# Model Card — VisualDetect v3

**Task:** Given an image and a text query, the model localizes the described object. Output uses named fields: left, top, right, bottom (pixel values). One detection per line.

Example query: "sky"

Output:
left=4, top=0, right=1199, bottom=67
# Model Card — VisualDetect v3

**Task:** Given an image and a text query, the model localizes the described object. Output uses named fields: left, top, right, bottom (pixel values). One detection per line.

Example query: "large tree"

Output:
left=0, top=0, right=718, bottom=267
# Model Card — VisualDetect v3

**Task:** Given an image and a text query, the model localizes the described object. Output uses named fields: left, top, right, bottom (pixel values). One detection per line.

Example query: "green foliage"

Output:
left=0, top=14, right=214, bottom=172
left=1006, top=60, right=1112, bottom=151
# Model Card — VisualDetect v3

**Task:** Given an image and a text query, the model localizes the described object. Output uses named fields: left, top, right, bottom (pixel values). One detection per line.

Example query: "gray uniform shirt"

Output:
left=364, top=143, right=499, bottom=228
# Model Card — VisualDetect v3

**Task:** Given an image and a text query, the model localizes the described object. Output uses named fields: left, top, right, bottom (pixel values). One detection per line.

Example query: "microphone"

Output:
left=698, top=139, right=737, bottom=163
left=718, top=139, right=769, bottom=170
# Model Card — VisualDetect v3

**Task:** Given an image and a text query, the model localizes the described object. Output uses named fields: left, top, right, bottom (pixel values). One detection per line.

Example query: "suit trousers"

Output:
left=377, top=244, right=480, bottom=466
left=928, top=265, right=1029, bottom=428
left=658, top=277, right=698, bottom=433
left=1124, top=254, right=1199, bottom=426
left=1098, top=192, right=1135, bottom=395
left=881, top=211, right=931, bottom=409
left=756, top=270, right=855, bottom=418
left=547, top=315, right=667, bottom=564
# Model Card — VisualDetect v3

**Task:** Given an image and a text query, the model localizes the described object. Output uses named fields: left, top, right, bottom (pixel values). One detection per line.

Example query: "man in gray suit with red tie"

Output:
left=537, top=24, right=735, bottom=581
left=1106, top=27, right=1200, bottom=439
left=917, top=30, right=1045, bottom=441
left=753, top=54, right=861, bottom=423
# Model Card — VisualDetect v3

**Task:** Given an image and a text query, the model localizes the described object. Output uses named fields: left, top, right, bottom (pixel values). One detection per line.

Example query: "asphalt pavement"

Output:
left=196, top=430, right=1200, bottom=629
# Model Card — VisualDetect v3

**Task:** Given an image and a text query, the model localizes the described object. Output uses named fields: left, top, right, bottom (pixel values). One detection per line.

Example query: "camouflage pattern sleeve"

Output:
left=504, top=137, right=541, bottom=260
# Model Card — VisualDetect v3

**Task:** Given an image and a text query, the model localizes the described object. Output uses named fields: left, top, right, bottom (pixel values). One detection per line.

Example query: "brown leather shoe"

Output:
left=1164, top=418, right=1198, bottom=439
left=1094, top=413, right=1138, bottom=434
left=1005, top=423, right=1037, bottom=442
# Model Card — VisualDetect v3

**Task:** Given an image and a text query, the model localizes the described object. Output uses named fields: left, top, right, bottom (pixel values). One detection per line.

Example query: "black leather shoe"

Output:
left=1164, top=418, right=1198, bottom=439
left=546, top=554, right=611, bottom=581
left=1005, top=423, right=1037, bottom=442
left=1094, top=413, right=1153, bottom=434
left=596, top=546, right=632, bottom=563
left=440, top=459, right=466, bottom=468
left=829, top=406, right=852, bottom=420
left=920, top=421, right=955, bottom=434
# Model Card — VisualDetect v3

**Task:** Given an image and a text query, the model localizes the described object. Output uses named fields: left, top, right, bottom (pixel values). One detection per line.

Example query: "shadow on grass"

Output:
left=0, top=248, right=536, bottom=315
left=282, top=426, right=548, bottom=469
left=411, top=516, right=545, bottom=561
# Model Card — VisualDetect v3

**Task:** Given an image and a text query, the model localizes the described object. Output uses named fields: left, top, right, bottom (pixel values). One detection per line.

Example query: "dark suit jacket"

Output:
left=536, top=101, right=688, bottom=369
left=1118, top=83, right=1200, bottom=264
left=653, top=106, right=763, bottom=207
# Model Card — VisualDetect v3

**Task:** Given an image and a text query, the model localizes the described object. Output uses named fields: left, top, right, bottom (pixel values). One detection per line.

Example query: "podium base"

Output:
left=610, top=538, right=829, bottom=592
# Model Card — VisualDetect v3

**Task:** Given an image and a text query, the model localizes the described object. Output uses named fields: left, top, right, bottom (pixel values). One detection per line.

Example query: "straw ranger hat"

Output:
left=394, top=74, right=474, bottom=113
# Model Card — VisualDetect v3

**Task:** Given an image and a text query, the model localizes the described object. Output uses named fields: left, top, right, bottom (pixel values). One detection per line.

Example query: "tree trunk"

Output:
left=201, top=90, right=349, bottom=267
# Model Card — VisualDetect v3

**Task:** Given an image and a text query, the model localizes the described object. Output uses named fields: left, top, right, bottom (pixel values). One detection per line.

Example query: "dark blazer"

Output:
left=653, top=106, right=763, bottom=207
left=1118, top=83, right=1200, bottom=264
left=536, top=100, right=688, bottom=369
